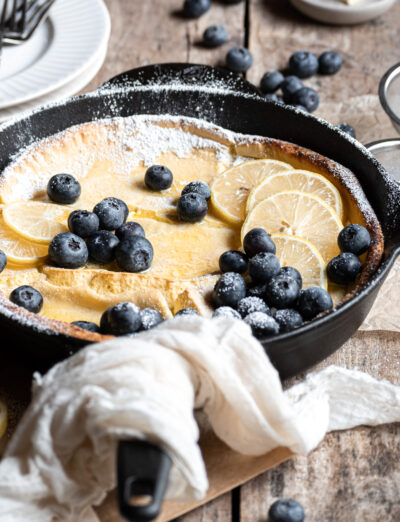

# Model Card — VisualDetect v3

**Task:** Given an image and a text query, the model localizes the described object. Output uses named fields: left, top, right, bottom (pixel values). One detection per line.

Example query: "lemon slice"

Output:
left=0, top=398, right=7, bottom=438
left=246, top=169, right=343, bottom=219
left=0, top=212, right=48, bottom=265
left=271, top=233, right=327, bottom=290
left=242, top=190, right=343, bottom=262
left=3, top=201, right=68, bottom=244
left=210, top=159, right=292, bottom=224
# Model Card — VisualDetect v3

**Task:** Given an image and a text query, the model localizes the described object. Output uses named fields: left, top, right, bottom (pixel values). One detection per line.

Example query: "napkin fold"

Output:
left=0, top=317, right=399, bottom=522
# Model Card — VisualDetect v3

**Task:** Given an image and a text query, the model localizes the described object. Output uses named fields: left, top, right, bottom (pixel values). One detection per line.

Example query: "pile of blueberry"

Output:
left=261, top=50, right=342, bottom=113
left=212, top=228, right=333, bottom=338
left=327, top=224, right=370, bottom=285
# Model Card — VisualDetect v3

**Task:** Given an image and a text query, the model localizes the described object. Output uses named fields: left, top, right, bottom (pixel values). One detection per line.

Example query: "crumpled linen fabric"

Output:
left=0, top=317, right=399, bottom=522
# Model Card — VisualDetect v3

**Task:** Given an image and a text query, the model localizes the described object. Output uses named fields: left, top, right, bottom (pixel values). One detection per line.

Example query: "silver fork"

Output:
left=0, top=0, right=25, bottom=56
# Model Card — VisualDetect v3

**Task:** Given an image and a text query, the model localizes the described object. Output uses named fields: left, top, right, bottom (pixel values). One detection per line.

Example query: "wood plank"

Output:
left=247, top=0, right=400, bottom=103
left=240, top=332, right=400, bottom=521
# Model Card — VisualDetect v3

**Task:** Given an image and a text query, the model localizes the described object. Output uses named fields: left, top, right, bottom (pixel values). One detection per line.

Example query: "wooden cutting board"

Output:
left=0, top=353, right=291, bottom=521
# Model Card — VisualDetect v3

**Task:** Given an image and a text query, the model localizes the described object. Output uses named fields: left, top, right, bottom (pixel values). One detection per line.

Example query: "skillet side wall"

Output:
left=0, top=67, right=398, bottom=376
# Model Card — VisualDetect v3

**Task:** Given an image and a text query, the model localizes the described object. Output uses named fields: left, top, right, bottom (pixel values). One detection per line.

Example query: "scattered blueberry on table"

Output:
left=281, top=76, right=303, bottom=104
left=327, top=252, right=361, bottom=284
left=87, top=230, right=120, bottom=264
left=48, top=232, right=89, bottom=269
left=291, top=86, right=320, bottom=112
left=145, top=165, right=173, bottom=191
left=68, top=210, right=99, bottom=238
left=115, top=235, right=154, bottom=273
left=338, top=224, right=370, bottom=255
left=93, top=197, right=128, bottom=231
left=0, top=250, right=7, bottom=273
left=47, top=173, right=81, bottom=204
left=319, top=50, right=342, bottom=75
left=219, top=250, right=248, bottom=274
left=260, top=71, right=285, bottom=94
left=337, top=122, right=356, bottom=138
left=71, top=321, right=101, bottom=333
left=177, top=192, right=208, bottom=222
left=10, top=285, right=43, bottom=314
left=203, top=24, right=228, bottom=48
left=289, top=50, right=319, bottom=79
left=183, top=0, right=211, bottom=18
left=268, top=498, right=305, bottom=522
left=226, top=47, right=253, bottom=73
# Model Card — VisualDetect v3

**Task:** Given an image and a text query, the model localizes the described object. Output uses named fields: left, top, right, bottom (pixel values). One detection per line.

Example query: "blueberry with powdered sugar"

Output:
left=219, top=250, right=248, bottom=274
left=212, top=306, right=241, bottom=319
left=47, top=174, right=81, bottom=204
left=279, top=266, right=302, bottom=289
left=175, top=308, right=199, bottom=317
left=0, top=250, right=7, bottom=273
left=87, top=231, right=119, bottom=264
left=247, top=282, right=268, bottom=299
left=274, top=309, right=303, bottom=333
left=101, top=302, right=141, bottom=336
left=248, top=252, right=281, bottom=283
left=181, top=180, right=211, bottom=200
left=244, top=311, right=279, bottom=338
left=237, top=296, right=270, bottom=318
left=265, top=275, right=300, bottom=309
left=93, top=197, right=128, bottom=231
left=213, top=272, right=247, bottom=308
left=116, top=222, right=145, bottom=241
left=140, top=308, right=163, bottom=330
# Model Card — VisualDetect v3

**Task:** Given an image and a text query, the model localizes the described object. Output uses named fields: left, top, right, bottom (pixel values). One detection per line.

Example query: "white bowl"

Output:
left=290, top=0, right=397, bottom=25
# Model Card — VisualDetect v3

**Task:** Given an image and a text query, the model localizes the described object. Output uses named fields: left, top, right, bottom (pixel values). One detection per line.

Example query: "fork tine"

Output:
left=0, top=0, right=9, bottom=27
left=9, top=0, right=18, bottom=32
left=19, top=0, right=28, bottom=32
left=23, top=0, right=55, bottom=40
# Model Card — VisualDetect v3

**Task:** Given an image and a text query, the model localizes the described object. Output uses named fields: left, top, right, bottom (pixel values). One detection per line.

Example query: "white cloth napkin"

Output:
left=0, top=316, right=399, bottom=522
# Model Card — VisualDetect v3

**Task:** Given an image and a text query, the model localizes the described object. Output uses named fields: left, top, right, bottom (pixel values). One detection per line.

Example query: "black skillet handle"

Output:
left=99, top=62, right=263, bottom=98
left=117, top=440, right=172, bottom=522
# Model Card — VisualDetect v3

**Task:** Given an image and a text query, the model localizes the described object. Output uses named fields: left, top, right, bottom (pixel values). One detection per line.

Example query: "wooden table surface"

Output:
left=82, top=1, right=400, bottom=521
left=6, top=1, right=400, bottom=521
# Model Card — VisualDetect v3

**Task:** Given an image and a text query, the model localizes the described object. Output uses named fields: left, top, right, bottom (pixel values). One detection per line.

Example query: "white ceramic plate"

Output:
left=290, top=0, right=397, bottom=25
left=0, top=0, right=110, bottom=109
left=0, top=36, right=108, bottom=123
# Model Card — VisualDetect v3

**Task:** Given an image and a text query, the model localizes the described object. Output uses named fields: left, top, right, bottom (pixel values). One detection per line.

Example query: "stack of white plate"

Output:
left=0, top=0, right=110, bottom=122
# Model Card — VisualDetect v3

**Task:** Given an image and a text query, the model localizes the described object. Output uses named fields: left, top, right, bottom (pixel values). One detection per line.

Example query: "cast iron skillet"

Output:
left=1, top=64, right=400, bottom=521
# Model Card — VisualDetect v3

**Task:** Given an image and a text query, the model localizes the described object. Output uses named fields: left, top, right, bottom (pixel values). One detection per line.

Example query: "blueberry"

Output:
left=291, top=87, right=319, bottom=112
left=101, top=302, right=141, bottom=335
left=281, top=75, right=303, bottom=103
left=247, top=282, right=268, bottom=299
left=327, top=252, right=361, bottom=285
left=265, top=93, right=280, bottom=103
left=71, top=321, right=101, bottom=333
left=319, top=51, right=342, bottom=75
left=268, top=498, right=305, bottom=522
left=49, top=232, right=88, bottom=268
left=93, top=197, right=128, bottom=231
left=115, top=222, right=146, bottom=241
left=243, top=228, right=276, bottom=257
left=260, top=71, right=284, bottom=93
left=47, top=174, right=81, bottom=204
left=183, top=0, right=210, bottom=17
left=338, top=224, right=370, bottom=255
left=116, top=236, right=154, bottom=273
left=177, top=193, right=208, bottom=222
left=289, top=51, right=319, bottom=79
left=145, top=165, right=173, bottom=191
left=203, top=25, right=228, bottom=48
left=140, top=308, right=163, bottom=330
left=226, top=47, right=253, bottom=73
left=237, top=296, right=270, bottom=318
left=248, top=252, right=281, bottom=283
left=100, top=305, right=113, bottom=333
left=175, top=308, right=199, bottom=317
left=68, top=210, right=99, bottom=238
left=265, top=275, right=300, bottom=309
left=274, top=309, right=303, bottom=333
left=337, top=123, right=356, bottom=139
left=9, top=285, right=43, bottom=313
left=181, top=180, right=211, bottom=200
left=213, top=272, right=247, bottom=308
left=219, top=250, right=248, bottom=274
left=87, top=231, right=119, bottom=264
left=212, top=306, right=241, bottom=319
left=291, top=104, right=308, bottom=113
left=297, top=287, right=333, bottom=320
left=244, top=312, right=279, bottom=338
left=279, top=266, right=302, bottom=289
left=0, top=250, right=7, bottom=273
